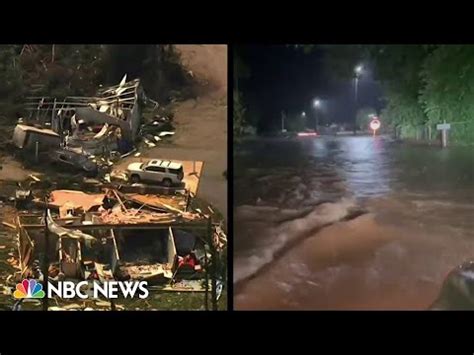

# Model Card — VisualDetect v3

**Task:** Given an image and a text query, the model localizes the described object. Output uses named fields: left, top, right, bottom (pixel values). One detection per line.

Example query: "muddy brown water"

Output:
left=234, top=135, right=474, bottom=310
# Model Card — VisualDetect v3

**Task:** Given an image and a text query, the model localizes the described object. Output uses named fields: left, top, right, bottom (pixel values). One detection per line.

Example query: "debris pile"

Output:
left=98, top=209, right=176, bottom=224
left=3, top=70, right=226, bottom=310
left=12, top=75, right=176, bottom=177
left=7, top=181, right=226, bottom=307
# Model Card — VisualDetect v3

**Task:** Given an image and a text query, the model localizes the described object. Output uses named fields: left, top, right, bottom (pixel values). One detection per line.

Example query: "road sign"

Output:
left=437, top=123, right=451, bottom=130
left=369, top=119, right=381, bottom=131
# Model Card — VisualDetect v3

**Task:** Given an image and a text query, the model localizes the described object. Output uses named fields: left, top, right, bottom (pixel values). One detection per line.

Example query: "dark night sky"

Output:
left=238, top=45, right=384, bottom=131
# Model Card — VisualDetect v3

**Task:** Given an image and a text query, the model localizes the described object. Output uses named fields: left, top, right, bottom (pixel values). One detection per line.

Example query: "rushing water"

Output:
left=234, top=135, right=474, bottom=310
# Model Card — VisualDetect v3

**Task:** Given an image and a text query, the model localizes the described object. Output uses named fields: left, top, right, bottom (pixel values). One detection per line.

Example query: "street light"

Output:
left=354, top=65, right=363, bottom=103
left=313, top=98, right=321, bottom=130
left=354, top=65, right=363, bottom=101
left=281, top=110, right=287, bottom=132
left=302, top=111, right=306, bottom=117
left=354, top=65, right=363, bottom=133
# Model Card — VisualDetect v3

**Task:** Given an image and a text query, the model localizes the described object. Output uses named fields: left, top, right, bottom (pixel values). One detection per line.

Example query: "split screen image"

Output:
left=0, top=44, right=472, bottom=311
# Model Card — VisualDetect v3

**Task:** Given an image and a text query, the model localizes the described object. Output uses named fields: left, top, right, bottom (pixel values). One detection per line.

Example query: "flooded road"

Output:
left=234, top=135, right=474, bottom=310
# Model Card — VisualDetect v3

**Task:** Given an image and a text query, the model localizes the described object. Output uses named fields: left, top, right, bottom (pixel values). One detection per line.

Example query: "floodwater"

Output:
left=234, top=135, right=474, bottom=310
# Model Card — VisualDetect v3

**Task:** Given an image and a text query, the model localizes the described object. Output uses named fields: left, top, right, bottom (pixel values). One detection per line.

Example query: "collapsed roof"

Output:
left=24, top=75, right=145, bottom=142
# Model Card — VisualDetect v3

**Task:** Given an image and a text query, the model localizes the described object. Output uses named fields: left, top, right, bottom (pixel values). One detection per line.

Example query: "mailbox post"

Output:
left=436, top=121, right=451, bottom=148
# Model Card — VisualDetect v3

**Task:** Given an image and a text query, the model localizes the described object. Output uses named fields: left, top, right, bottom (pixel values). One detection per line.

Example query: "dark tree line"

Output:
left=234, top=44, right=474, bottom=144
left=0, top=45, right=192, bottom=123
left=324, top=45, right=474, bottom=143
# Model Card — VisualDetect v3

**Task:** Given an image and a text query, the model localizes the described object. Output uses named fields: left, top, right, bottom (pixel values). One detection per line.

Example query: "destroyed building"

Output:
left=4, top=68, right=226, bottom=310
left=13, top=76, right=147, bottom=164
left=12, top=187, right=226, bottom=297
left=12, top=124, right=60, bottom=152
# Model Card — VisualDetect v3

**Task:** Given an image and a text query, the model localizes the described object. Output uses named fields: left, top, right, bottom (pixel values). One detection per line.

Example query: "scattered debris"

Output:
left=143, top=139, right=156, bottom=148
left=109, top=169, right=129, bottom=183
left=12, top=124, right=60, bottom=150
left=214, top=224, right=227, bottom=251
left=15, top=189, right=34, bottom=209
left=158, top=131, right=175, bottom=137
left=47, top=209, right=96, bottom=241
left=2, top=222, right=16, bottom=230
left=2, top=73, right=226, bottom=311
left=98, top=209, right=176, bottom=224
left=124, top=193, right=188, bottom=212
left=47, top=190, right=106, bottom=212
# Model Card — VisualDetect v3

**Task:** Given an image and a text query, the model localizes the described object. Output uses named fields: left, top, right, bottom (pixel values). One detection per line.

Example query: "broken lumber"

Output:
left=111, top=189, right=127, bottom=212
left=2, top=222, right=16, bottom=230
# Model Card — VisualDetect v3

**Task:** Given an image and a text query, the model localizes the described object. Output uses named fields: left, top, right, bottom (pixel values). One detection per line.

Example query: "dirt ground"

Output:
left=0, top=156, right=35, bottom=182
left=143, top=45, right=228, bottom=220
left=174, top=45, right=227, bottom=99
left=118, top=45, right=228, bottom=220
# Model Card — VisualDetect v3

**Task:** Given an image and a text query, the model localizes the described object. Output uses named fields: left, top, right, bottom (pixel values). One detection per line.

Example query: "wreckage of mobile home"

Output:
left=14, top=76, right=146, bottom=157
left=13, top=189, right=226, bottom=290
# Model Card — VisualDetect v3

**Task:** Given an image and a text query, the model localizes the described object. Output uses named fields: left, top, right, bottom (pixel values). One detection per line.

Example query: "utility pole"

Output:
left=354, top=76, right=359, bottom=105
left=354, top=65, right=362, bottom=134
left=313, top=99, right=321, bottom=131
left=281, top=110, right=286, bottom=132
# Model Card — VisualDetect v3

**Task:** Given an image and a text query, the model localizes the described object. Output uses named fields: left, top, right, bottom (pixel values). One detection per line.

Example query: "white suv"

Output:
left=127, top=159, right=184, bottom=186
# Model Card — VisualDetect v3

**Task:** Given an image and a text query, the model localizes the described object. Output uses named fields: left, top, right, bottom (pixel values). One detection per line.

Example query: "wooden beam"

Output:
left=21, top=221, right=208, bottom=231
left=2, top=221, right=16, bottom=229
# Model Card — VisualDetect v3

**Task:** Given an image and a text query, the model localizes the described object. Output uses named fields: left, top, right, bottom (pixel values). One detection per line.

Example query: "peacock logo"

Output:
left=13, top=279, right=45, bottom=299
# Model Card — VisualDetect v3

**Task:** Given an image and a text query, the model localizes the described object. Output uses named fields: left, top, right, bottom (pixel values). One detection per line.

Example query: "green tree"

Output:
left=233, top=89, right=246, bottom=137
left=419, top=45, right=474, bottom=143
left=0, top=45, right=25, bottom=121
left=323, top=45, right=433, bottom=126
left=234, top=51, right=250, bottom=92
left=233, top=48, right=254, bottom=137
left=104, top=45, right=191, bottom=102
left=0, top=44, right=197, bottom=125
left=419, top=45, right=474, bottom=123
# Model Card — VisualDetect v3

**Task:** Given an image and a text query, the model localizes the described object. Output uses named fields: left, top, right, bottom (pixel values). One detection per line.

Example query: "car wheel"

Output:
left=162, top=178, right=172, bottom=187
left=131, top=174, right=141, bottom=184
